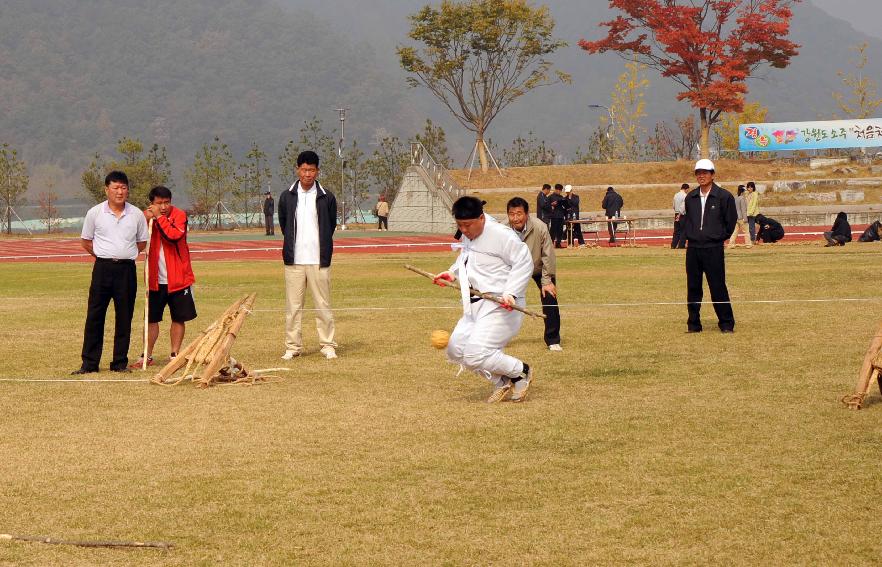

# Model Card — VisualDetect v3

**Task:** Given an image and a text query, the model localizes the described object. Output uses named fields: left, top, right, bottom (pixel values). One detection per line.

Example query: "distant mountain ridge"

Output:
left=1, top=0, right=879, bottom=197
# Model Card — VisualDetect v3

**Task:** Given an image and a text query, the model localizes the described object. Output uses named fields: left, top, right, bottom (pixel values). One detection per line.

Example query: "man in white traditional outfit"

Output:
left=433, top=196, right=536, bottom=403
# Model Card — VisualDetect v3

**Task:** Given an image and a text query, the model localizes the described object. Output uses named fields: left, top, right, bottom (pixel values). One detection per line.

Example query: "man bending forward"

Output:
left=433, top=197, right=535, bottom=403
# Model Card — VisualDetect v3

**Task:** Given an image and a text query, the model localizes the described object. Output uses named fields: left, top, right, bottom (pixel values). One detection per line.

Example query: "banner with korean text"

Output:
left=739, top=119, right=882, bottom=152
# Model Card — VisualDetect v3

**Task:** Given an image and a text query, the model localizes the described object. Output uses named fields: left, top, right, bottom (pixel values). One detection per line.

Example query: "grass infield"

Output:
left=2, top=246, right=882, bottom=564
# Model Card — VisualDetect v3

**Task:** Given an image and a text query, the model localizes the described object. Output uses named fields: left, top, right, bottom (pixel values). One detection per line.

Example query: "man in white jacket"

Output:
left=433, top=197, right=536, bottom=403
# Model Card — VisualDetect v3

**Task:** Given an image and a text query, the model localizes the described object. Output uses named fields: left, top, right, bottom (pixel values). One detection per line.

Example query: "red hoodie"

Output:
left=147, top=206, right=195, bottom=293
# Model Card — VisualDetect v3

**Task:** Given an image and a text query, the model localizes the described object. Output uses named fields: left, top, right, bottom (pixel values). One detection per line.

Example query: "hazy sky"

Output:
left=811, top=0, right=882, bottom=39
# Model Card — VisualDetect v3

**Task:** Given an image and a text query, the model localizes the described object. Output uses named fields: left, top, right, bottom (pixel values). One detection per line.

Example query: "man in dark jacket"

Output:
left=601, top=186, right=624, bottom=243
left=683, top=159, right=737, bottom=333
left=278, top=150, right=338, bottom=360
left=548, top=183, right=570, bottom=248
left=824, top=212, right=852, bottom=246
left=755, top=214, right=785, bottom=244
left=536, top=184, right=551, bottom=225
left=564, top=185, right=585, bottom=247
left=263, top=191, right=275, bottom=235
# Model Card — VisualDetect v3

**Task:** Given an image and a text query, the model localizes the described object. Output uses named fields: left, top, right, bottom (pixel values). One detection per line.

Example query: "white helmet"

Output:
left=564, top=184, right=572, bottom=193
left=694, top=158, right=715, bottom=172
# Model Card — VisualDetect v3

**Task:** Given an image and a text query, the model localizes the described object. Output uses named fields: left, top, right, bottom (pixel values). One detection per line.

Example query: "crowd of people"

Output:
left=71, top=152, right=871, bottom=404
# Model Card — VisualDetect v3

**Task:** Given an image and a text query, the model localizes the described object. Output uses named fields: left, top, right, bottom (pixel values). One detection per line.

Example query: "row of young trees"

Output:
left=78, top=118, right=453, bottom=229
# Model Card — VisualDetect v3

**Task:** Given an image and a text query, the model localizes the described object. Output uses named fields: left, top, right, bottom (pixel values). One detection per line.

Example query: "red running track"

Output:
left=0, top=226, right=855, bottom=263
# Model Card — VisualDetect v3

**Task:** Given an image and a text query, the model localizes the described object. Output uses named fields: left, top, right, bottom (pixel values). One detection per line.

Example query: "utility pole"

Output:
left=336, top=107, right=350, bottom=230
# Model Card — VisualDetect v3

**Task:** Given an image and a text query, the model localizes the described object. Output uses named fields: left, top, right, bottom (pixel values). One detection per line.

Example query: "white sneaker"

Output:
left=510, top=364, right=533, bottom=403
left=281, top=350, right=300, bottom=360
left=320, top=346, right=338, bottom=359
left=549, top=344, right=563, bottom=352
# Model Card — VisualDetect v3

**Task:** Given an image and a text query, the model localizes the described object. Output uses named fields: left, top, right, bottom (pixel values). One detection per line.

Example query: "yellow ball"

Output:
left=430, top=329, right=450, bottom=349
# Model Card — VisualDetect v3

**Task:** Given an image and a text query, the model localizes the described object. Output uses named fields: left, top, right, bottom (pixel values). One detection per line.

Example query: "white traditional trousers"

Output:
left=447, top=299, right=525, bottom=382
left=284, top=265, right=336, bottom=352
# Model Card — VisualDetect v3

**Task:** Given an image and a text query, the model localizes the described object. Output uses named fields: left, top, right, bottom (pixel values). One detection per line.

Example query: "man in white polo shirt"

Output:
left=72, top=171, right=149, bottom=374
left=277, top=150, right=338, bottom=360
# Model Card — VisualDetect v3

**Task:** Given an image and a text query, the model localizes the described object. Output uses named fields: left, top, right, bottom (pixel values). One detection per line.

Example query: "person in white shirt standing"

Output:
left=73, top=171, right=149, bottom=374
left=278, top=151, right=338, bottom=360
left=433, top=197, right=536, bottom=403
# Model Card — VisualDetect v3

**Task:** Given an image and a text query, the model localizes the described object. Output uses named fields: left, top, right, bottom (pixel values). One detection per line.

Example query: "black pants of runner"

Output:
left=550, top=218, right=565, bottom=247
left=533, top=274, right=561, bottom=346
left=671, top=217, right=686, bottom=248
left=81, top=259, right=137, bottom=370
left=378, top=216, right=388, bottom=230
left=686, top=245, right=734, bottom=332
left=265, top=214, right=274, bottom=235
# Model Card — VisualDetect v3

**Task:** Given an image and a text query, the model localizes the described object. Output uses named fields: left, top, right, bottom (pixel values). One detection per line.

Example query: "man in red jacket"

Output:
left=130, top=186, right=197, bottom=368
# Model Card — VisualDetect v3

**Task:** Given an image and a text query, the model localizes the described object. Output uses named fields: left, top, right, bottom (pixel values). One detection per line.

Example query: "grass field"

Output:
left=3, top=247, right=882, bottom=565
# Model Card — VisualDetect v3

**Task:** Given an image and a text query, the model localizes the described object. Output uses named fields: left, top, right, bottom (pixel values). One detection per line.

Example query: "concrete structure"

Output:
left=388, top=143, right=463, bottom=233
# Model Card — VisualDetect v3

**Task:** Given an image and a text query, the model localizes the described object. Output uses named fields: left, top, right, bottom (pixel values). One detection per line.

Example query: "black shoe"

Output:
left=71, top=367, right=98, bottom=375
left=110, top=367, right=132, bottom=373
left=687, top=328, right=702, bottom=333
left=721, top=328, right=735, bottom=333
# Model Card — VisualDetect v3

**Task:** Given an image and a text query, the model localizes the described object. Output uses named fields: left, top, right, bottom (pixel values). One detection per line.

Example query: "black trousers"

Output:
left=671, top=217, right=686, bottom=248
left=550, top=218, right=565, bottom=246
left=607, top=221, right=619, bottom=241
left=80, top=259, right=137, bottom=370
left=533, top=274, right=561, bottom=346
left=378, top=216, right=388, bottom=230
left=570, top=221, right=584, bottom=245
left=265, top=214, right=274, bottom=235
left=686, top=246, right=734, bottom=331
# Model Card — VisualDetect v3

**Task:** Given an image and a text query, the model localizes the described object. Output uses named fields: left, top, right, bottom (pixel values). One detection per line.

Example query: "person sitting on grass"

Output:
left=755, top=214, right=784, bottom=244
left=859, top=220, right=882, bottom=243
left=824, top=212, right=852, bottom=247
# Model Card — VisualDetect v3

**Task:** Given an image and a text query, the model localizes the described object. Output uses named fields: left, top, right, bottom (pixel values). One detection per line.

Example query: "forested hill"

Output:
left=2, top=0, right=881, bottom=199
left=0, top=0, right=406, bottom=193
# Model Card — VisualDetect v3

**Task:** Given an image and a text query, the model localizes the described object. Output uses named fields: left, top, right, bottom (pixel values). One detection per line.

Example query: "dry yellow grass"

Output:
left=450, top=158, right=878, bottom=190
left=3, top=249, right=882, bottom=564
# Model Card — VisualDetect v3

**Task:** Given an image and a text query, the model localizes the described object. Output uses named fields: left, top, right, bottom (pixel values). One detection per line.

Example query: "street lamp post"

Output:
left=336, top=107, right=349, bottom=230
left=588, top=104, right=615, bottom=162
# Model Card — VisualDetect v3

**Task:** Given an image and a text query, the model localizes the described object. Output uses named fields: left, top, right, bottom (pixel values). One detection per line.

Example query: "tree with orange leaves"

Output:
left=580, top=0, right=800, bottom=159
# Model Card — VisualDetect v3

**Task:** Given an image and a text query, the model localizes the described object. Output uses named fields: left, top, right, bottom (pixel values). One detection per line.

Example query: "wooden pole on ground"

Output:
left=195, top=293, right=256, bottom=388
left=843, top=319, right=882, bottom=409
left=151, top=295, right=247, bottom=384
left=0, top=533, right=173, bottom=550
left=403, top=264, right=546, bottom=319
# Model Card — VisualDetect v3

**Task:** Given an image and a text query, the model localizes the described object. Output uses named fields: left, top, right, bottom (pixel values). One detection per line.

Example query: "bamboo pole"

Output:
left=196, top=293, right=256, bottom=388
left=0, top=533, right=173, bottom=550
left=151, top=295, right=247, bottom=384
left=404, top=264, right=546, bottom=319
left=141, top=218, right=153, bottom=371
left=843, top=319, right=882, bottom=409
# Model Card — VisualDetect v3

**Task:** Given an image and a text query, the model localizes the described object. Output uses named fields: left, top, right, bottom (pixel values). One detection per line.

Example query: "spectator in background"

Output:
left=263, top=190, right=275, bottom=235
left=824, top=211, right=852, bottom=247
left=564, top=184, right=585, bottom=248
left=858, top=220, right=881, bottom=242
left=746, top=181, right=759, bottom=243
left=375, top=195, right=390, bottom=231
left=536, top=184, right=551, bottom=225
left=671, top=183, right=689, bottom=249
left=130, top=186, right=197, bottom=368
left=755, top=214, right=785, bottom=244
left=728, top=185, right=752, bottom=248
left=601, top=186, right=624, bottom=244
left=548, top=183, right=570, bottom=248
left=72, top=171, right=149, bottom=374
left=505, top=197, right=563, bottom=352
left=682, top=159, right=737, bottom=333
